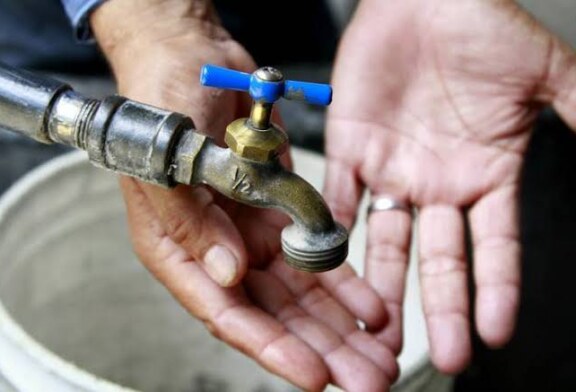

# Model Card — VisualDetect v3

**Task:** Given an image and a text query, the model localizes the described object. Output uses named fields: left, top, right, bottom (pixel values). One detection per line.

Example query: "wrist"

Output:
left=90, top=0, right=224, bottom=64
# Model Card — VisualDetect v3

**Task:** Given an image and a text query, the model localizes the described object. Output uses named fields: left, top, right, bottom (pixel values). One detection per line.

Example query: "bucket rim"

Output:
left=0, top=151, right=135, bottom=392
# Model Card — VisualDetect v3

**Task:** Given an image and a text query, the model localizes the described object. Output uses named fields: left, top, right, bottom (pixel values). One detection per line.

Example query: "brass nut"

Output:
left=225, top=118, right=288, bottom=161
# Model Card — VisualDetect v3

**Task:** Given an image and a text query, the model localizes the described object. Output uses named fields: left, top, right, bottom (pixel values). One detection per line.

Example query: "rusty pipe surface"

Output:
left=0, top=63, right=348, bottom=272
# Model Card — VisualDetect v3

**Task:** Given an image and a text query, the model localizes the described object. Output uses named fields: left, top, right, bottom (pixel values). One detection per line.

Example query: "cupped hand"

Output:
left=91, top=0, right=398, bottom=390
left=325, top=0, right=576, bottom=374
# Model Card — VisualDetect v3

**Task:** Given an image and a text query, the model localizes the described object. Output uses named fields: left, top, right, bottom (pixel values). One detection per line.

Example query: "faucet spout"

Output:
left=173, top=136, right=348, bottom=272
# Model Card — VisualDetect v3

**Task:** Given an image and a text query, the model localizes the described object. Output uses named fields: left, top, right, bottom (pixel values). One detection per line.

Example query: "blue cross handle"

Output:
left=200, top=64, right=332, bottom=106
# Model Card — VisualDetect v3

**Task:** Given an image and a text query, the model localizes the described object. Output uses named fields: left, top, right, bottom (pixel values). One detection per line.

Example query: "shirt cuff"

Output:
left=60, top=0, right=106, bottom=43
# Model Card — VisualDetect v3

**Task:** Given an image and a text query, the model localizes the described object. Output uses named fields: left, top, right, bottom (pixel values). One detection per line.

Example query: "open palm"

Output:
left=325, top=0, right=576, bottom=373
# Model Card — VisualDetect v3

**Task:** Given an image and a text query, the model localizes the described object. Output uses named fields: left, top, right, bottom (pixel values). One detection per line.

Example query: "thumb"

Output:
left=542, top=36, right=576, bottom=129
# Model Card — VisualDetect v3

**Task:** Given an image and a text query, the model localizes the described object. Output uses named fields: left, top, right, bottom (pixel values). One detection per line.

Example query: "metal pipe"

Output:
left=0, top=63, right=348, bottom=272
left=0, top=65, right=69, bottom=143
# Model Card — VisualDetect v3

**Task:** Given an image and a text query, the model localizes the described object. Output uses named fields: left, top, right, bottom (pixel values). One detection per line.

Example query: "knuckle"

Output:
left=164, top=214, right=196, bottom=246
left=420, top=256, right=467, bottom=277
left=370, top=240, right=408, bottom=263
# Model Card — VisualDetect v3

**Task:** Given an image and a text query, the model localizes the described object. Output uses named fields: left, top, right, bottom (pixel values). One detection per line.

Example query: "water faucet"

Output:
left=0, top=63, right=348, bottom=272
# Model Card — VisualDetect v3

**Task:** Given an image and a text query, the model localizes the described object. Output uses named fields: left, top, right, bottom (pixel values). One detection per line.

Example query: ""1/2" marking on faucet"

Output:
left=232, top=166, right=252, bottom=194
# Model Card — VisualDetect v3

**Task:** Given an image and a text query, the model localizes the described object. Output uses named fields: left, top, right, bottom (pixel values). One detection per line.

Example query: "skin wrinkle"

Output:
left=323, top=342, right=357, bottom=366
left=409, top=5, right=543, bottom=142
left=476, top=177, right=517, bottom=205
left=208, top=303, right=249, bottom=337
left=254, top=335, right=328, bottom=392
left=413, top=82, right=531, bottom=153
left=433, top=49, right=477, bottom=141
left=125, top=182, right=198, bottom=269
left=368, top=240, right=410, bottom=267
left=329, top=117, right=421, bottom=153
left=331, top=116, right=444, bottom=170
left=420, top=257, right=468, bottom=278
left=163, top=208, right=202, bottom=248
left=276, top=305, right=307, bottom=325
left=474, top=234, right=520, bottom=249
left=277, top=304, right=388, bottom=388
left=476, top=280, right=521, bottom=290
left=151, top=21, right=230, bottom=44
left=396, top=129, right=522, bottom=202
left=330, top=271, right=367, bottom=300
left=299, top=286, right=333, bottom=311
left=425, top=311, right=468, bottom=326
left=345, top=334, right=399, bottom=380
left=256, top=331, right=294, bottom=361
left=421, top=278, right=469, bottom=317
left=183, top=0, right=214, bottom=20
left=529, top=33, right=555, bottom=100
left=422, top=5, right=492, bottom=141
left=264, top=291, right=379, bottom=376
left=263, top=265, right=386, bottom=355
left=424, top=307, right=468, bottom=324
left=160, top=192, right=215, bottom=256
left=469, top=182, right=519, bottom=230
left=477, top=159, right=520, bottom=200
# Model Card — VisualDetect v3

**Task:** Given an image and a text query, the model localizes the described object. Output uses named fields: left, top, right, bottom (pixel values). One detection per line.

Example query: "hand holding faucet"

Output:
left=90, top=2, right=399, bottom=391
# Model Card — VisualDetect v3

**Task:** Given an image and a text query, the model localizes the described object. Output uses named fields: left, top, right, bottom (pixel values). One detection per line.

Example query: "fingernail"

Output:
left=203, top=245, right=238, bottom=287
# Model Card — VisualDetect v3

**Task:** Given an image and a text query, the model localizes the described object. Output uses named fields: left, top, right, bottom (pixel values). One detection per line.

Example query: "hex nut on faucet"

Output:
left=224, top=118, right=288, bottom=162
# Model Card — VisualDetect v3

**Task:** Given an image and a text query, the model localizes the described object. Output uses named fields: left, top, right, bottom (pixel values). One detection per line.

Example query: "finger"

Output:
left=123, top=178, right=248, bottom=288
left=469, top=185, right=521, bottom=348
left=323, top=159, right=364, bottom=229
left=318, top=263, right=389, bottom=330
left=538, top=34, right=576, bottom=130
left=230, top=207, right=288, bottom=266
left=120, top=178, right=329, bottom=391
left=419, top=205, right=471, bottom=374
left=269, top=261, right=399, bottom=382
left=247, top=269, right=393, bottom=391
left=365, top=205, right=413, bottom=355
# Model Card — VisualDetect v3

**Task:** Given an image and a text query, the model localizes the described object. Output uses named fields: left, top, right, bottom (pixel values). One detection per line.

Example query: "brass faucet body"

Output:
left=173, top=132, right=348, bottom=271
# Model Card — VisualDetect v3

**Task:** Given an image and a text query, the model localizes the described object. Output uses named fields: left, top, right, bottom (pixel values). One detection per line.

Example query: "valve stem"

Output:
left=249, top=101, right=273, bottom=130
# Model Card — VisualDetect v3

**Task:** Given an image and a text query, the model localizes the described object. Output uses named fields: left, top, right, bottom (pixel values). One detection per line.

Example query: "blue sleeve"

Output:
left=60, top=0, right=105, bottom=43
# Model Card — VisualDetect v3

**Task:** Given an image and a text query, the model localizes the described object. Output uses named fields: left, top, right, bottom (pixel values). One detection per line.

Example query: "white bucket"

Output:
left=0, top=149, right=450, bottom=391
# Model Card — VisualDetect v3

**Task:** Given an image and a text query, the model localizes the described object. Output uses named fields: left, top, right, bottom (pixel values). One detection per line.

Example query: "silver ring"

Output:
left=367, top=195, right=412, bottom=215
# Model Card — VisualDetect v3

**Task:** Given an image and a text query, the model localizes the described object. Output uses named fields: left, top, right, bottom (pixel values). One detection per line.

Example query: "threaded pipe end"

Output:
left=281, top=223, right=348, bottom=273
